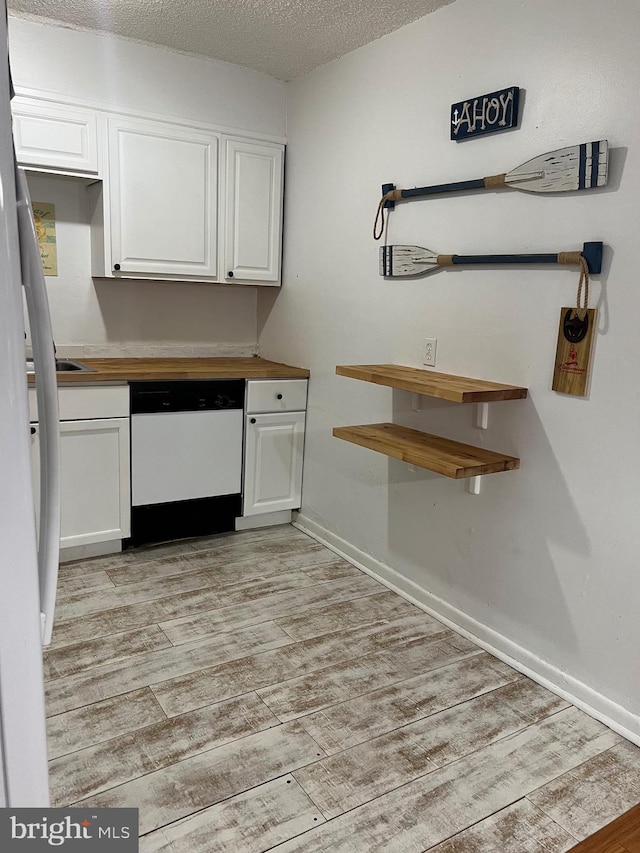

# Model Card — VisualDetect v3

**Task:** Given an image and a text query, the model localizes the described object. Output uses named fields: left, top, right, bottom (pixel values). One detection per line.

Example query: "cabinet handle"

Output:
left=227, top=271, right=234, bottom=278
left=276, top=393, right=283, bottom=400
left=113, top=263, right=121, bottom=271
left=250, top=417, right=256, bottom=424
left=30, top=426, right=37, bottom=435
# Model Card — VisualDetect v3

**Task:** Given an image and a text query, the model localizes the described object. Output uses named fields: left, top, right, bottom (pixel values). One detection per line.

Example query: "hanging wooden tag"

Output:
left=552, top=307, right=597, bottom=396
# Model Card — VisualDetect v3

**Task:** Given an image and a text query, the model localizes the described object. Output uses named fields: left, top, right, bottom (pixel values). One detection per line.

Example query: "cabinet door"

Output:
left=243, top=412, right=305, bottom=516
left=60, top=418, right=131, bottom=547
left=225, top=139, right=283, bottom=284
left=31, top=418, right=131, bottom=548
left=108, top=118, right=218, bottom=278
left=12, top=98, right=99, bottom=175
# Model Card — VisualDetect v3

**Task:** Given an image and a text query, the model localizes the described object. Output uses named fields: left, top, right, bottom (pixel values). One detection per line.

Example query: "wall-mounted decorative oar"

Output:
left=373, top=141, right=609, bottom=239
left=380, top=241, right=603, bottom=277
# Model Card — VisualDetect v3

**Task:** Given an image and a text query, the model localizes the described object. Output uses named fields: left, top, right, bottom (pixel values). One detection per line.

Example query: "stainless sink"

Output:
left=55, top=359, right=95, bottom=372
left=26, top=359, right=96, bottom=374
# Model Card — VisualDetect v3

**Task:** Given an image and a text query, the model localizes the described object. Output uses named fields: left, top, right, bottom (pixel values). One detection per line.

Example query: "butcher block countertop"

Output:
left=30, top=357, right=310, bottom=384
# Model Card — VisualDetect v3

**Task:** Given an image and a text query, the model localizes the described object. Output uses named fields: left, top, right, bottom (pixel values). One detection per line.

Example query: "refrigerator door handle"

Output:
left=16, top=166, right=61, bottom=646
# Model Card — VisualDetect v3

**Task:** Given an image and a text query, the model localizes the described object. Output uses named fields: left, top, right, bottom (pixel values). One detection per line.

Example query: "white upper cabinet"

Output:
left=12, top=97, right=99, bottom=176
left=13, top=92, right=286, bottom=285
left=107, top=117, right=218, bottom=279
left=224, top=138, right=284, bottom=285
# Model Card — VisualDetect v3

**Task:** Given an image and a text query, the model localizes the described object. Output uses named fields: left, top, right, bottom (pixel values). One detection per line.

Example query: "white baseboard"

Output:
left=294, top=514, right=640, bottom=747
left=235, top=510, right=292, bottom=531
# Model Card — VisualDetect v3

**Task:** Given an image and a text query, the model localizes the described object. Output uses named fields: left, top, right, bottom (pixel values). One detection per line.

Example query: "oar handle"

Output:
left=437, top=244, right=602, bottom=273
left=438, top=252, right=563, bottom=267
left=388, top=173, right=507, bottom=202
left=438, top=249, right=598, bottom=269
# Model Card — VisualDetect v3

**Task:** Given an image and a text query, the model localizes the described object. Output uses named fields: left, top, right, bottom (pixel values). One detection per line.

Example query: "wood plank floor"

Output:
left=45, top=524, right=640, bottom=851
left=567, top=804, right=640, bottom=852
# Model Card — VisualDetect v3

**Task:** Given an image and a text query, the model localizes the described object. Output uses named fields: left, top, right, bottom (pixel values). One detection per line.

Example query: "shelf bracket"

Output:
left=411, top=393, right=423, bottom=412
left=475, top=402, right=489, bottom=430
left=469, top=404, right=488, bottom=492
left=466, top=476, right=482, bottom=495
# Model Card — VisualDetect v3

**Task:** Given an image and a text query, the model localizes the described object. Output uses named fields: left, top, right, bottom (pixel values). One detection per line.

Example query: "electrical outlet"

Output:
left=423, top=337, right=437, bottom=367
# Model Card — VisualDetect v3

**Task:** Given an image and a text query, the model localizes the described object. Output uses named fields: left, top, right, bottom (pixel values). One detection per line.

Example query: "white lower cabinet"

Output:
left=243, top=378, right=307, bottom=517
left=243, top=412, right=306, bottom=516
left=61, top=418, right=130, bottom=548
left=29, top=387, right=130, bottom=551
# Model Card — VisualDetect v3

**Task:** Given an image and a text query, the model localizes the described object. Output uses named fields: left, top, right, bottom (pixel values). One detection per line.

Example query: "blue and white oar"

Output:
left=380, top=241, right=603, bottom=278
left=374, top=141, right=609, bottom=239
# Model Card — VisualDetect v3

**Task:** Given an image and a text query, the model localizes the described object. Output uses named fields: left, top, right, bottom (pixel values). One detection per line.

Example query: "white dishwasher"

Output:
left=129, top=380, right=244, bottom=546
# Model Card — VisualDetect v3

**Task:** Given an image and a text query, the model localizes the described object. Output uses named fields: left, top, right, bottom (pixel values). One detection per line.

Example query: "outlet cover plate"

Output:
left=423, top=337, right=437, bottom=367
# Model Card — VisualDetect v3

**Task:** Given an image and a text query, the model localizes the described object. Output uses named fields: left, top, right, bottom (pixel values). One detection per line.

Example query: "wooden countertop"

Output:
left=29, top=357, right=310, bottom=384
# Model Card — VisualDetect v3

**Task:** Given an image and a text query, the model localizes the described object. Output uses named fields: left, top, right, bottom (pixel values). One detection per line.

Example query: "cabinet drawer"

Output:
left=12, top=99, right=99, bottom=175
left=246, top=379, right=307, bottom=414
left=29, top=385, right=130, bottom=422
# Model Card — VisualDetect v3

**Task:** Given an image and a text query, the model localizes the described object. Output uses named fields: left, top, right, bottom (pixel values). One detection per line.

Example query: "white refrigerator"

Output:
left=0, top=0, right=61, bottom=805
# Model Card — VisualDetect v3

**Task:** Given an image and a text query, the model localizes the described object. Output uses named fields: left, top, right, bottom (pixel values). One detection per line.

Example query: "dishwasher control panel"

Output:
left=130, top=379, right=245, bottom=414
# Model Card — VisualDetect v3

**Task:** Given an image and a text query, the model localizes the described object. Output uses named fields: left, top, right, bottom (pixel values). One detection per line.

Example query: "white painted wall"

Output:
left=9, top=16, right=287, bottom=350
left=258, top=0, right=640, bottom=739
left=8, top=16, right=286, bottom=137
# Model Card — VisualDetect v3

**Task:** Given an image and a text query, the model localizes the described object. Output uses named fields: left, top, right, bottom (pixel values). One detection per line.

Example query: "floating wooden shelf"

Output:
left=334, top=364, right=524, bottom=488
left=336, top=364, right=528, bottom=403
left=333, top=423, right=520, bottom=479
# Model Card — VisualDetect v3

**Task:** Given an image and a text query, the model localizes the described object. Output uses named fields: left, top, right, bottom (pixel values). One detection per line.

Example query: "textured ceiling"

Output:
left=8, top=0, right=455, bottom=81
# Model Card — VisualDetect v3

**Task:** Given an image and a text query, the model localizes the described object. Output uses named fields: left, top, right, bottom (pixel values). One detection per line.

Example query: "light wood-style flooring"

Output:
left=45, top=524, right=640, bottom=851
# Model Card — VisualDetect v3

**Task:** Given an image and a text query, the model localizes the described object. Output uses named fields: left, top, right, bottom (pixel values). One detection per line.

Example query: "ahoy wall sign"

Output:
left=451, top=86, right=520, bottom=141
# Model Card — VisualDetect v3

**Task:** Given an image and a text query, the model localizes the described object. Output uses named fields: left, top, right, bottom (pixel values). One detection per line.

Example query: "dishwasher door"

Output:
left=131, top=408, right=243, bottom=506
left=128, top=379, right=245, bottom=547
